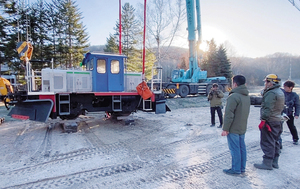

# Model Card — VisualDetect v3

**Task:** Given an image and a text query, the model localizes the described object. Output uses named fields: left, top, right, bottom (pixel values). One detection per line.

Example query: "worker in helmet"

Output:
left=254, top=74, right=285, bottom=170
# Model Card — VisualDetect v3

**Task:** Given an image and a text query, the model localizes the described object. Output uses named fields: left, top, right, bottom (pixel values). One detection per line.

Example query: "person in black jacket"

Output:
left=282, top=80, right=299, bottom=145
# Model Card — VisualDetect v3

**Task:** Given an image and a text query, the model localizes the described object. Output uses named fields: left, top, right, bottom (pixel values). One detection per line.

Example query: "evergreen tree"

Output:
left=201, top=39, right=232, bottom=79
left=105, top=2, right=156, bottom=80
left=0, top=1, right=7, bottom=68
left=52, top=0, right=89, bottom=68
left=216, top=44, right=232, bottom=80
left=114, top=3, right=140, bottom=57
left=30, top=0, right=52, bottom=63
left=126, top=48, right=156, bottom=80
left=144, top=51, right=157, bottom=80
left=48, top=0, right=67, bottom=67
left=1, top=0, right=21, bottom=74
left=104, top=34, right=118, bottom=53
left=0, top=0, right=90, bottom=79
left=201, top=39, right=218, bottom=77
left=45, top=2, right=59, bottom=63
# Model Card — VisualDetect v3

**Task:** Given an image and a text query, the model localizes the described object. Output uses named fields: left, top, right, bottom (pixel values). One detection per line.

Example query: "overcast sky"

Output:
left=74, top=0, right=300, bottom=58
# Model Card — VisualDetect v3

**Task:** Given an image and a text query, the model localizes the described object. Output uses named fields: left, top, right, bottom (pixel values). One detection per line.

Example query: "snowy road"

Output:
left=0, top=96, right=299, bottom=189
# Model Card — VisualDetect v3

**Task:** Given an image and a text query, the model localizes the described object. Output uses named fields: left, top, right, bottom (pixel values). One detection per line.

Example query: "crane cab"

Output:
left=83, top=53, right=125, bottom=92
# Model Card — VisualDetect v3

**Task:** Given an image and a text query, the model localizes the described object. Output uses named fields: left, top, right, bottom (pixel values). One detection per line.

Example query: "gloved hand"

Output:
left=266, top=124, right=272, bottom=132
left=258, top=121, right=265, bottom=130
left=258, top=120, right=272, bottom=132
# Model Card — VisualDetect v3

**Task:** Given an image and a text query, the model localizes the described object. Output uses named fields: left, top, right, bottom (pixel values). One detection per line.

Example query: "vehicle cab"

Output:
left=171, top=69, right=185, bottom=82
left=83, top=53, right=126, bottom=92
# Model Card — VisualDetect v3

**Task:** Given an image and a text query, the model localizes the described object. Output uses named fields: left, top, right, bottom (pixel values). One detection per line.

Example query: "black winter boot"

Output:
left=272, top=156, right=279, bottom=169
left=254, top=158, right=273, bottom=170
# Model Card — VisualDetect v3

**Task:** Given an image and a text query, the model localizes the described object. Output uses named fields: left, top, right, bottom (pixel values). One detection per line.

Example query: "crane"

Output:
left=161, top=0, right=228, bottom=98
left=288, top=0, right=300, bottom=11
left=172, top=0, right=205, bottom=84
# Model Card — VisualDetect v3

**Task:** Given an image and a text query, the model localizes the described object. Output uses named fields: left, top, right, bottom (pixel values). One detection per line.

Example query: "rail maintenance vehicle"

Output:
left=4, top=42, right=170, bottom=122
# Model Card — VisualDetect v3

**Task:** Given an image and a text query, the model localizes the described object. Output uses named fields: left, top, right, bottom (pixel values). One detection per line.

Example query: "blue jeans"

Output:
left=227, top=133, right=247, bottom=173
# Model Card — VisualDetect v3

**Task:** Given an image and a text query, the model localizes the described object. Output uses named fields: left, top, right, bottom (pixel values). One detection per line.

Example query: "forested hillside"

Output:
left=230, top=53, right=300, bottom=85
left=89, top=44, right=300, bottom=86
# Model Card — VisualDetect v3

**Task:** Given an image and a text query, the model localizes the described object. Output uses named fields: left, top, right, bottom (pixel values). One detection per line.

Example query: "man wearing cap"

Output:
left=208, top=83, right=224, bottom=128
left=254, top=74, right=285, bottom=170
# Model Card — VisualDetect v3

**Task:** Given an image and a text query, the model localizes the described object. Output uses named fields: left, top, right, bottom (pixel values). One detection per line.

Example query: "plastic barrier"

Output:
left=136, top=81, right=153, bottom=100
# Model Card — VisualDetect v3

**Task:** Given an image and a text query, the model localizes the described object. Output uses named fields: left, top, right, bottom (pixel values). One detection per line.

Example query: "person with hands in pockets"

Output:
left=254, top=74, right=285, bottom=170
left=208, top=83, right=224, bottom=128
left=221, top=75, right=250, bottom=176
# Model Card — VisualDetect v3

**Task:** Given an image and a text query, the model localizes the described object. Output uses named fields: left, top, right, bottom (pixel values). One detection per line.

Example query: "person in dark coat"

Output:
left=282, top=80, right=299, bottom=145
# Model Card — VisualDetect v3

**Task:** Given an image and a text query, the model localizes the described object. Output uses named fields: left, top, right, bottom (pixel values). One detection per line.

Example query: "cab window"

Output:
left=111, top=60, right=120, bottom=74
left=90, top=59, right=94, bottom=70
left=172, top=70, right=179, bottom=79
left=86, top=60, right=90, bottom=70
left=97, top=59, right=106, bottom=73
left=179, top=71, right=183, bottom=77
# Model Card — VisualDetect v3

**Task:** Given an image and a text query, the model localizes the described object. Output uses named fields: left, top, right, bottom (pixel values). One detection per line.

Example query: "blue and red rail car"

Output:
left=7, top=53, right=170, bottom=122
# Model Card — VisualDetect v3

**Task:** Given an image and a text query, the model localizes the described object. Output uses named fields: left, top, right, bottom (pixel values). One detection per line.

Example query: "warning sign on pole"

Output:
left=16, top=41, right=33, bottom=61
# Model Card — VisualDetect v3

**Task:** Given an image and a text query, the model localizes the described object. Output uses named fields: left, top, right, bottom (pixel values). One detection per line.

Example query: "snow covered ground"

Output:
left=0, top=90, right=299, bottom=189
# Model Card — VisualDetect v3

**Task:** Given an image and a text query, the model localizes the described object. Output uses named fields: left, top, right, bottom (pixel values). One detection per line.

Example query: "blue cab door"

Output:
left=108, top=57, right=124, bottom=92
left=84, top=53, right=125, bottom=92
left=94, top=58, right=108, bottom=92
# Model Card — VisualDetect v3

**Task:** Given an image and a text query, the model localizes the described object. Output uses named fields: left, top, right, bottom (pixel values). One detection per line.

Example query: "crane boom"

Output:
left=171, top=0, right=208, bottom=84
left=196, top=0, right=201, bottom=50
left=185, top=0, right=201, bottom=77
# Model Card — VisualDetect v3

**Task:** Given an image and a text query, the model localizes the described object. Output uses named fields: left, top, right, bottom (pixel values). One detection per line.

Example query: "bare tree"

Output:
left=223, top=40, right=237, bottom=58
left=137, top=0, right=186, bottom=66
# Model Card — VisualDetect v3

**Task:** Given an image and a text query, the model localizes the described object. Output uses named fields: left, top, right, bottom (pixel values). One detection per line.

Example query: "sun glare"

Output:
left=199, top=41, right=208, bottom=51
left=199, top=25, right=228, bottom=51
left=171, top=25, right=228, bottom=52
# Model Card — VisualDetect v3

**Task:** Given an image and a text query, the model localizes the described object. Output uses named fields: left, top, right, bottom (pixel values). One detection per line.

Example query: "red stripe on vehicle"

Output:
left=12, top=114, right=29, bottom=120
left=94, top=92, right=139, bottom=96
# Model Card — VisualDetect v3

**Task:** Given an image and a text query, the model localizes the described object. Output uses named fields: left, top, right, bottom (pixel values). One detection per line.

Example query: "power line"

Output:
left=288, top=0, right=300, bottom=11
